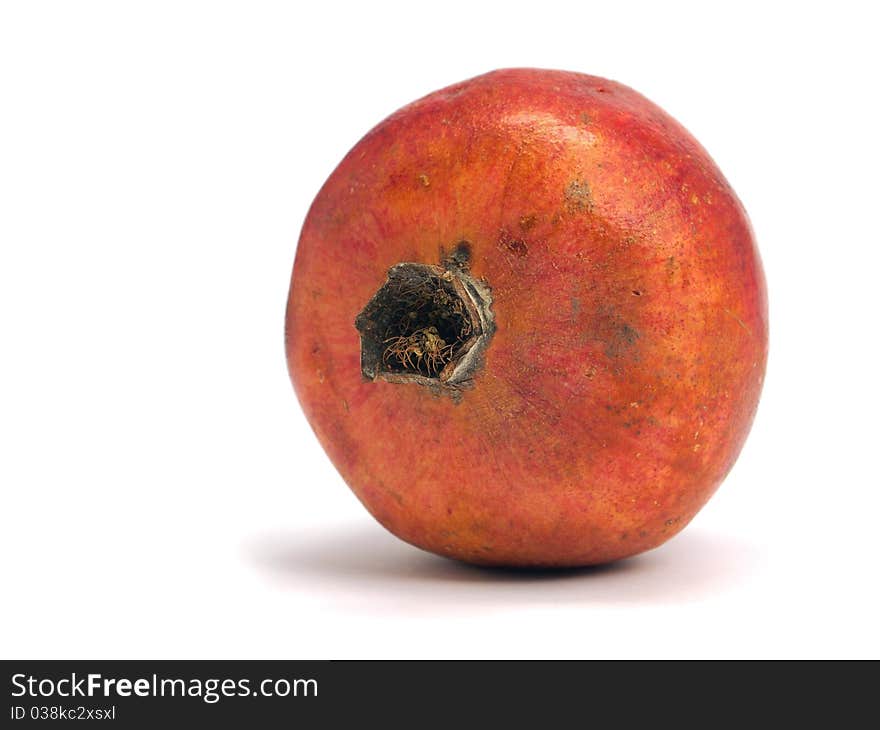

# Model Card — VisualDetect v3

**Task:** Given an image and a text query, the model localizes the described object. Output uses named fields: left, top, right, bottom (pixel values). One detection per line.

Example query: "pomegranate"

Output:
left=286, top=69, right=767, bottom=567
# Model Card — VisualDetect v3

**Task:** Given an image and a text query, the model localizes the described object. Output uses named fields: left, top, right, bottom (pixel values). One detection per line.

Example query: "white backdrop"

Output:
left=2, top=0, right=877, bottom=659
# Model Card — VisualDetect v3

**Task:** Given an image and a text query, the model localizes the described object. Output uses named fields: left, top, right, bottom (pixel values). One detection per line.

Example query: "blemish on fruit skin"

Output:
left=519, top=214, right=538, bottom=231
left=443, top=240, right=472, bottom=270
left=622, top=324, right=639, bottom=344
left=418, top=174, right=430, bottom=187
left=498, top=228, right=529, bottom=257
left=606, top=322, right=640, bottom=359
left=589, top=308, right=642, bottom=361
left=565, top=179, right=593, bottom=212
left=506, top=238, right=528, bottom=257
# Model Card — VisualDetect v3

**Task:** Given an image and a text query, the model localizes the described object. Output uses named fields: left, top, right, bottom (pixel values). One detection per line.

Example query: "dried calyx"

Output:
left=355, top=245, right=494, bottom=388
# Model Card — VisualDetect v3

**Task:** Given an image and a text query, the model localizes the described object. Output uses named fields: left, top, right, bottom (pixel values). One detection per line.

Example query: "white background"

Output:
left=2, top=1, right=878, bottom=659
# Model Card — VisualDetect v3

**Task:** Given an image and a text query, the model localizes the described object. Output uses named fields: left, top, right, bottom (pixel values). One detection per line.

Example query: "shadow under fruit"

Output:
left=285, top=68, right=768, bottom=567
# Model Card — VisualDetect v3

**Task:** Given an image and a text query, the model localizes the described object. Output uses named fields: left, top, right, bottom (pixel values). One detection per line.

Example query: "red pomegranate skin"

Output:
left=286, top=68, right=768, bottom=567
